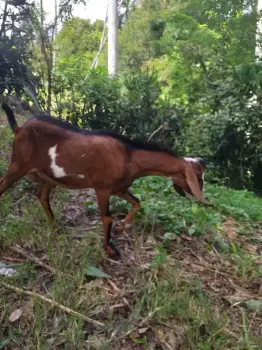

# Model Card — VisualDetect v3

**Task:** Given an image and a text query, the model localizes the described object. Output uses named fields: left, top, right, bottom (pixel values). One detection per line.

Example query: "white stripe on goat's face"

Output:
left=48, top=145, right=66, bottom=178
left=184, top=157, right=199, bottom=163
left=201, top=171, right=205, bottom=191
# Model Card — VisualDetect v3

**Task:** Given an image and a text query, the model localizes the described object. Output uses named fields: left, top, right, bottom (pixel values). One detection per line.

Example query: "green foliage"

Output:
left=117, top=0, right=261, bottom=191
left=55, top=18, right=104, bottom=59
left=53, top=66, right=176, bottom=143
left=0, top=0, right=37, bottom=96
left=11, top=0, right=262, bottom=191
left=110, top=176, right=262, bottom=242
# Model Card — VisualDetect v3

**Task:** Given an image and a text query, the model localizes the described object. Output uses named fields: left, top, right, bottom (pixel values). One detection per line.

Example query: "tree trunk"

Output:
left=52, top=0, right=58, bottom=76
left=0, top=0, right=9, bottom=39
left=40, top=0, right=52, bottom=114
left=47, top=70, right=52, bottom=115
left=256, top=0, right=262, bottom=58
left=108, top=0, right=118, bottom=76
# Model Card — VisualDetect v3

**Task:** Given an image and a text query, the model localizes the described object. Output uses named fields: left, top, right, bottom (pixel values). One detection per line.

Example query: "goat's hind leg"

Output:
left=0, top=162, right=27, bottom=197
left=36, top=180, right=54, bottom=223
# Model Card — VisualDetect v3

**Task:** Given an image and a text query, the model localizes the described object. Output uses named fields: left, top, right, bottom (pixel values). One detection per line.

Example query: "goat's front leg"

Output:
left=114, top=190, right=141, bottom=234
left=96, top=189, right=120, bottom=258
left=36, top=181, right=54, bottom=223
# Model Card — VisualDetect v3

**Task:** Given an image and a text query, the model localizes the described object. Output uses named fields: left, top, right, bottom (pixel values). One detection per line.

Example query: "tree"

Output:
left=0, top=0, right=38, bottom=103
left=30, top=0, right=86, bottom=113
left=256, top=0, right=262, bottom=58
left=55, top=18, right=104, bottom=60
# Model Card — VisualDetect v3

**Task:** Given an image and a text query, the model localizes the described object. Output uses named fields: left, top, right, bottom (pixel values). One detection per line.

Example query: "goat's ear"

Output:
left=185, top=166, right=208, bottom=204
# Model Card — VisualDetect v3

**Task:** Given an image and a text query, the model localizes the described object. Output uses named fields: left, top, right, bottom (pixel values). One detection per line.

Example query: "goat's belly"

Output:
left=34, top=170, right=93, bottom=189
left=35, top=170, right=118, bottom=190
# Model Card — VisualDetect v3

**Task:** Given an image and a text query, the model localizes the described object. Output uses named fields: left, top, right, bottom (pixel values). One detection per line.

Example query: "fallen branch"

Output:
left=10, top=245, right=72, bottom=279
left=1, top=281, right=104, bottom=327
left=2, top=256, right=25, bottom=263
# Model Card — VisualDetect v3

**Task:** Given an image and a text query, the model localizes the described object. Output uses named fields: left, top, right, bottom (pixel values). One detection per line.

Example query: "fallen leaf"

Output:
left=140, top=263, right=151, bottom=270
left=9, top=307, right=23, bottom=322
left=138, top=327, right=149, bottom=335
left=243, top=244, right=258, bottom=255
left=224, top=290, right=254, bottom=305
left=214, top=236, right=230, bottom=252
left=146, top=237, right=156, bottom=245
left=155, top=328, right=180, bottom=350
left=255, top=257, right=262, bottom=265
left=223, top=216, right=238, bottom=241
left=0, top=339, right=11, bottom=349
left=164, top=232, right=177, bottom=241
left=23, top=299, right=35, bottom=321
left=129, top=333, right=145, bottom=344
left=245, top=299, right=262, bottom=312
left=83, top=279, right=104, bottom=291
left=84, top=264, right=111, bottom=278
left=181, top=234, right=193, bottom=241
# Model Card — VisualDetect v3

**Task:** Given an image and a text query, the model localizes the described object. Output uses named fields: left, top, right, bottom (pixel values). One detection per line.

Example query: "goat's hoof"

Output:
left=113, top=223, right=125, bottom=234
left=106, top=241, right=121, bottom=259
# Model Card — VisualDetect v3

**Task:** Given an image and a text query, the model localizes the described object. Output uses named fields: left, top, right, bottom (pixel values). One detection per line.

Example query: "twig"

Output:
left=221, top=327, right=238, bottom=339
left=108, top=279, right=130, bottom=308
left=109, top=303, right=125, bottom=310
left=105, top=257, right=122, bottom=265
left=2, top=256, right=26, bottom=263
left=1, top=281, right=104, bottom=327
left=87, top=0, right=109, bottom=74
left=10, top=245, right=72, bottom=279
left=248, top=311, right=257, bottom=333
left=108, top=279, right=121, bottom=292
left=180, top=259, right=261, bottom=299
left=111, top=307, right=161, bottom=342
left=15, top=193, right=29, bottom=206
left=148, top=125, right=164, bottom=141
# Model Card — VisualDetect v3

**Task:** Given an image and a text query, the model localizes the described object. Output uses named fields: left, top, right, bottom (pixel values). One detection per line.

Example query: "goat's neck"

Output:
left=131, top=150, right=183, bottom=179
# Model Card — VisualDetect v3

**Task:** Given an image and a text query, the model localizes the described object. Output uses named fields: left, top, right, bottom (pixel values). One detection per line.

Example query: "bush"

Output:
left=53, top=67, right=180, bottom=149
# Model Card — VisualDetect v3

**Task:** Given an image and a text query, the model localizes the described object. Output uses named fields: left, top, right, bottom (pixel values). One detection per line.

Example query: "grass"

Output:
left=0, top=124, right=262, bottom=349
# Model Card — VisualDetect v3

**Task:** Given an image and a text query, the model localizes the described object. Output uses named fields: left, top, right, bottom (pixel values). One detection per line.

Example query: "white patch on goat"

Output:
left=48, top=145, right=66, bottom=178
left=77, top=174, right=85, bottom=179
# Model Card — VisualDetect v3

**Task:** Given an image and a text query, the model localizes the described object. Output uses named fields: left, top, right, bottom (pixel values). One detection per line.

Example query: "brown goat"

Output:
left=1, top=103, right=207, bottom=257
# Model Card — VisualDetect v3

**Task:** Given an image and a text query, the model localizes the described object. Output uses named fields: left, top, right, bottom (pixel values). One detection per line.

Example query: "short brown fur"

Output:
left=1, top=104, right=207, bottom=257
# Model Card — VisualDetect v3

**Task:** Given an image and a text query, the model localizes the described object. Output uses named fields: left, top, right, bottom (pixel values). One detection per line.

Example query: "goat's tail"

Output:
left=1, top=103, right=20, bottom=134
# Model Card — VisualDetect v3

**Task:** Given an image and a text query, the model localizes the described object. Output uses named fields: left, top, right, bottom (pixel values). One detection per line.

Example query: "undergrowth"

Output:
left=0, top=126, right=261, bottom=350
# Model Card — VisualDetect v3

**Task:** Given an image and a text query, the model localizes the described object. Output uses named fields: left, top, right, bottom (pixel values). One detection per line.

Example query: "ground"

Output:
left=0, top=117, right=261, bottom=350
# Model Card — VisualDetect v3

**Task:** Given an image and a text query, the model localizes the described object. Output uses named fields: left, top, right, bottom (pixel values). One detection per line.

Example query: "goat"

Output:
left=1, top=103, right=207, bottom=257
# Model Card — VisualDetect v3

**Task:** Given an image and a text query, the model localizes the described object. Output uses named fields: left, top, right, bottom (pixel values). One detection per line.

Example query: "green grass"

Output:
left=0, top=126, right=262, bottom=350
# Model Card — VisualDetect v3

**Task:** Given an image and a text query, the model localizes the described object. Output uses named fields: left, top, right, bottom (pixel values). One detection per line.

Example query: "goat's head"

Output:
left=172, top=157, right=207, bottom=204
